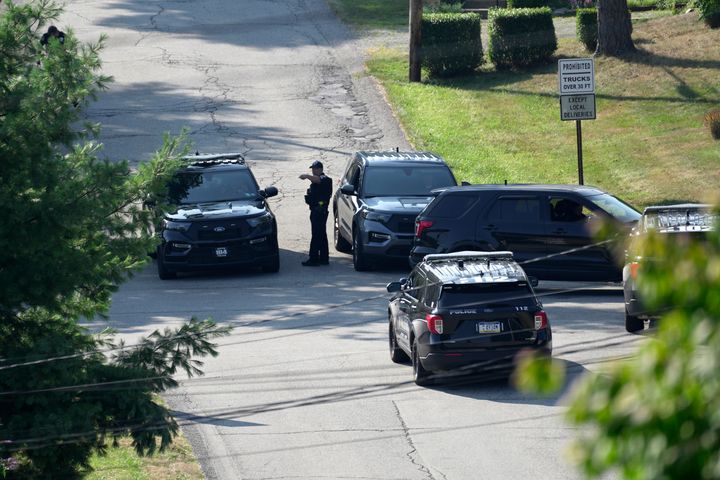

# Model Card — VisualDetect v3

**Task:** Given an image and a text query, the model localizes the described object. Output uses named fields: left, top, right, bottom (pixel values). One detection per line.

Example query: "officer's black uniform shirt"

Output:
left=309, top=174, right=332, bottom=210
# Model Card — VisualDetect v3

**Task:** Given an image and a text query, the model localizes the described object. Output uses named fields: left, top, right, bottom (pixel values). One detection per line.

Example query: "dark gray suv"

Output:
left=333, top=151, right=457, bottom=271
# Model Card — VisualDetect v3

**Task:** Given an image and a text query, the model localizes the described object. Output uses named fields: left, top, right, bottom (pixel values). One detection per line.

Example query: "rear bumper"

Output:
left=419, top=331, right=552, bottom=373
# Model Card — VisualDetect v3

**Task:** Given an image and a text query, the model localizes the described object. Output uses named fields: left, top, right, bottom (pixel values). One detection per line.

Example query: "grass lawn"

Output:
left=330, top=0, right=720, bottom=208
left=86, top=435, right=203, bottom=480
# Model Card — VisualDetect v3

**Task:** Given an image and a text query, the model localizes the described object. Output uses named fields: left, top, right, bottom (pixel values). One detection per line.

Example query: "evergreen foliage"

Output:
left=421, top=13, right=484, bottom=77
left=487, top=7, right=558, bottom=69
left=507, top=0, right=551, bottom=9
left=697, top=0, right=720, bottom=27
left=0, top=1, right=232, bottom=477
left=576, top=8, right=598, bottom=51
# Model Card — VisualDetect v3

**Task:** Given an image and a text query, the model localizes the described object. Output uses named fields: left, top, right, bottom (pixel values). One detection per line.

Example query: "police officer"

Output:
left=299, top=160, right=332, bottom=266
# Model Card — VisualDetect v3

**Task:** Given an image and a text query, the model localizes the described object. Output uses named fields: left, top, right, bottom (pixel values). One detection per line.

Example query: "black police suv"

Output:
left=156, top=153, right=280, bottom=279
left=411, top=184, right=641, bottom=282
left=623, top=204, right=716, bottom=332
left=387, top=251, right=552, bottom=386
left=333, top=151, right=457, bottom=271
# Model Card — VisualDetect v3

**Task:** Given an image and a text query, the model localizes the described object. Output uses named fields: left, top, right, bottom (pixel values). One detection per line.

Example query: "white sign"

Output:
left=560, top=94, right=596, bottom=121
left=558, top=58, right=595, bottom=95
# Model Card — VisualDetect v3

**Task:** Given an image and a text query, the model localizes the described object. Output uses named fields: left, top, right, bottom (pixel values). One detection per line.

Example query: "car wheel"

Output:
left=412, top=339, right=432, bottom=386
left=262, top=253, right=280, bottom=273
left=625, top=309, right=644, bottom=333
left=156, top=247, right=176, bottom=280
left=352, top=231, right=370, bottom=272
left=334, top=215, right=352, bottom=253
left=389, top=321, right=409, bottom=364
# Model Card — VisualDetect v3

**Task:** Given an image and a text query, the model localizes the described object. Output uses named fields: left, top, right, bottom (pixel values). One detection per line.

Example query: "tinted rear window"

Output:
left=428, top=194, right=478, bottom=218
left=439, top=282, right=536, bottom=308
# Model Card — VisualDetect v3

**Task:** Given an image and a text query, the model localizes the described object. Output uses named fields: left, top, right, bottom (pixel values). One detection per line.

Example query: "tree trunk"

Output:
left=409, top=0, right=422, bottom=82
left=595, top=0, right=635, bottom=56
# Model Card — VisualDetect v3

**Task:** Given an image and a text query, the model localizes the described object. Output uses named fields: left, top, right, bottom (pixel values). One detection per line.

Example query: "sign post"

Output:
left=558, top=58, right=596, bottom=185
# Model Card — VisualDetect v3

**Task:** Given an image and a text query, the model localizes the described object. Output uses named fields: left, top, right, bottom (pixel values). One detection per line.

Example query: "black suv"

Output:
left=156, top=153, right=279, bottom=279
left=623, top=204, right=715, bottom=332
left=410, top=184, right=641, bottom=282
left=387, top=251, right=551, bottom=386
left=333, top=151, right=457, bottom=271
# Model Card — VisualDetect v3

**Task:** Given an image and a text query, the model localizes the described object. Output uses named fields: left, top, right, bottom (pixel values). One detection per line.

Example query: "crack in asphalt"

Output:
left=392, top=401, right=437, bottom=480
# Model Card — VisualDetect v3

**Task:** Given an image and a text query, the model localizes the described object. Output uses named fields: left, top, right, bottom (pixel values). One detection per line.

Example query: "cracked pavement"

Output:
left=65, top=0, right=634, bottom=479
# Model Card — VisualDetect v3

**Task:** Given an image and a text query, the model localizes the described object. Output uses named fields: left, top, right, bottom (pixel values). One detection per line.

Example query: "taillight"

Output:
left=534, top=311, right=548, bottom=330
left=630, top=262, right=640, bottom=280
left=425, top=314, right=444, bottom=334
left=416, top=220, right=433, bottom=238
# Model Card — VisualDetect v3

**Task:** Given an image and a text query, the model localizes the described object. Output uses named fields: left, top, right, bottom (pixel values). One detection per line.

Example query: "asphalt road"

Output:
left=63, top=1, right=648, bottom=478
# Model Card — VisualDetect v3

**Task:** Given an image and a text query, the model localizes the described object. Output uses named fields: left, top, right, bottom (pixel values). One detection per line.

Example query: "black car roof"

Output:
left=434, top=184, right=607, bottom=196
left=420, top=251, right=528, bottom=284
left=356, top=151, right=447, bottom=166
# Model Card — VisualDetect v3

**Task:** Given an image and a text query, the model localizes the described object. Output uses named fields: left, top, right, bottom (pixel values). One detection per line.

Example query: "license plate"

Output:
left=215, top=247, right=228, bottom=257
left=477, top=322, right=502, bottom=334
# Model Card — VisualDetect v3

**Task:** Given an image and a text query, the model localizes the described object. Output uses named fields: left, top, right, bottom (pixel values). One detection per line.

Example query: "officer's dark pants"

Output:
left=309, top=208, right=329, bottom=261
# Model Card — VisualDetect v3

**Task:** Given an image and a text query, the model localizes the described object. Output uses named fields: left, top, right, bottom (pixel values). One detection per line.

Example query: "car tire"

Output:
left=389, top=321, right=410, bottom=364
left=625, top=309, right=644, bottom=333
left=334, top=215, right=351, bottom=253
left=156, top=247, right=176, bottom=280
left=352, top=230, right=370, bottom=272
left=412, top=339, right=433, bottom=386
left=263, top=252, right=280, bottom=273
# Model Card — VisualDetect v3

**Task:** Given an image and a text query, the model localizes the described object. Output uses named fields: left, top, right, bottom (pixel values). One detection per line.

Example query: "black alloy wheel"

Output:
left=334, top=215, right=351, bottom=253
left=352, top=231, right=370, bottom=272
left=389, top=321, right=409, bottom=363
left=263, top=252, right=280, bottom=273
left=156, top=246, right=176, bottom=280
left=412, top=339, right=432, bottom=386
left=625, top=309, right=644, bottom=333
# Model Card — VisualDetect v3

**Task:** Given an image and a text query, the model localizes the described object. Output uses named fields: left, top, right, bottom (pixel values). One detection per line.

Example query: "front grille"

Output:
left=387, top=214, right=417, bottom=234
left=192, top=220, right=250, bottom=240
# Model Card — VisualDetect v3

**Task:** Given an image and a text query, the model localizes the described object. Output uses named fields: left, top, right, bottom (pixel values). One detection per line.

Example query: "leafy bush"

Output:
left=507, top=0, right=551, bottom=8
left=487, top=7, right=558, bottom=69
left=576, top=8, right=597, bottom=51
left=704, top=109, right=720, bottom=139
left=698, top=0, right=720, bottom=27
left=421, top=13, right=484, bottom=77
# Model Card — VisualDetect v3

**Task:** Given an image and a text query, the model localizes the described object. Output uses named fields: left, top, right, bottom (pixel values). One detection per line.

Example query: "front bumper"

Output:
left=160, top=235, right=278, bottom=271
left=358, top=220, right=415, bottom=260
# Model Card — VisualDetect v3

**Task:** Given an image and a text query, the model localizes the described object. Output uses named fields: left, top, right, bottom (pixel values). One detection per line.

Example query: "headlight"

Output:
left=163, top=219, right=191, bottom=232
left=247, top=212, right=273, bottom=228
left=361, top=210, right=391, bottom=224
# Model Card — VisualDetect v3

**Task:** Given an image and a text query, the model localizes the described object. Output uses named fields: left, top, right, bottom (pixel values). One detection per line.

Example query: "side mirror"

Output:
left=461, top=181, right=471, bottom=186
left=259, top=186, right=278, bottom=198
left=340, top=183, right=356, bottom=196
left=528, top=276, right=539, bottom=288
left=386, top=281, right=403, bottom=293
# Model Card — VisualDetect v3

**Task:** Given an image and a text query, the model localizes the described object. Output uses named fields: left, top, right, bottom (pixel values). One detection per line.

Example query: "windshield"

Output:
left=362, top=166, right=456, bottom=197
left=587, top=193, right=641, bottom=223
left=167, top=170, right=259, bottom=204
left=439, top=282, right=536, bottom=309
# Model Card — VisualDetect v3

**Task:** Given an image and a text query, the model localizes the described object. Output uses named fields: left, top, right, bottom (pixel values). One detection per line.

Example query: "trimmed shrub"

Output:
left=698, top=0, right=720, bottom=27
left=507, top=0, right=550, bottom=8
left=421, top=13, right=484, bottom=77
left=576, top=8, right=597, bottom=51
left=487, top=7, right=558, bottom=69
left=704, top=109, right=720, bottom=139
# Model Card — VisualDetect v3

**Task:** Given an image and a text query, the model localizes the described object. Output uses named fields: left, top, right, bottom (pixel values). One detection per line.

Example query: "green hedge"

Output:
left=698, top=0, right=720, bottom=27
left=421, top=13, right=484, bottom=77
left=576, top=8, right=597, bottom=51
left=487, top=7, right=557, bottom=69
left=507, top=0, right=551, bottom=8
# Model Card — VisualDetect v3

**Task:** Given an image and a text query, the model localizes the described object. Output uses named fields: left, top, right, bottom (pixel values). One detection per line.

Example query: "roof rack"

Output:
left=424, top=251, right=514, bottom=263
left=183, top=152, right=245, bottom=165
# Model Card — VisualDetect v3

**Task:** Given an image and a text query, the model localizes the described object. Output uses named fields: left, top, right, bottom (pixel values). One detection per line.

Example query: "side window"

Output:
left=487, top=197, right=541, bottom=222
left=550, top=197, right=593, bottom=223
left=348, top=162, right=361, bottom=189
left=427, top=194, right=477, bottom=218
left=406, top=271, right=426, bottom=300
left=424, top=280, right=441, bottom=308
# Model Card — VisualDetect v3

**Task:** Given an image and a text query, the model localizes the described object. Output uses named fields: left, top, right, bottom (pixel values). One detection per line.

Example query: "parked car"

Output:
left=333, top=150, right=457, bottom=271
left=623, top=203, right=716, bottom=332
left=386, top=251, right=552, bottom=386
left=410, top=184, right=641, bottom=282
left=156, top=153, right=280, bottom=279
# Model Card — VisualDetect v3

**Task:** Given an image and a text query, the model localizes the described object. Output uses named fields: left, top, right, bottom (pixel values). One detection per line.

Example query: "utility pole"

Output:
left=409, top=0, right=422, bottom=82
